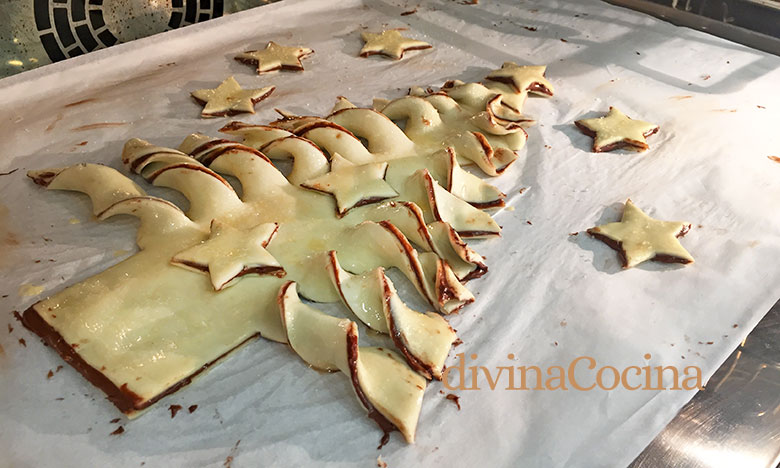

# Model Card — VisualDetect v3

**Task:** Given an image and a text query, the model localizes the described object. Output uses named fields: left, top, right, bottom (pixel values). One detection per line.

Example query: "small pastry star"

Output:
left=235, top=41, right=314, bottom=74
left=171, top=221, right=285, bottom=290
left=575, top=107, right=659, bottom=152
left=301, top=153, right=398, bottom=216
left=359, top=29, right=432, bottom=60
left=587, top=199, right=694, bottom=269
left=485, top=62, right=555, bottom=96
left=191, top=76, right=275, bottom=118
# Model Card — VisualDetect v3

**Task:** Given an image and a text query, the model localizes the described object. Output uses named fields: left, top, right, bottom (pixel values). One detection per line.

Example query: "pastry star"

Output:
left=171, top=221, right=285, bottom=290
left=191, top=76, right=275, bottom=118
left=587, top=199, right=694, bottom=269
left=235, top=41, right=314, bottom=74
left=485, top=62, right=555, bottom=96
left=575, top=107, right=659, bottom=152
left=359, top=29, right=432, bottom=60
left=301, top=153, right=398, bottom=216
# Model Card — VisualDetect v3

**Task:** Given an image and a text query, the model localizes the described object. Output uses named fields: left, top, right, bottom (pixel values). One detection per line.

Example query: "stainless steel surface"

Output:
left=605, top=0, right=780, bottom=55
left=630, top=303, right=780, bottom=467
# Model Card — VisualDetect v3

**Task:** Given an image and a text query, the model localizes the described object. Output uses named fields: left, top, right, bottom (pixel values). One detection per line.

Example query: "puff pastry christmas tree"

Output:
left=22, top=63, right=542, bottom=445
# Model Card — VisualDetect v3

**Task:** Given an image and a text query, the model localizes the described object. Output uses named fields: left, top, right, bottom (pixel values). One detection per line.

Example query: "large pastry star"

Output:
left=485, top=62, right=555, bottom=96
left=171, top=221, right=285, bottom=290
left=301, top=153, right=398, bottom=216
left=191, top=76, right=275, bottom=118
left=235, top=41, right=314, bottom=74
left=587, top=199, right=694, bottom=269
left=359, top=29, right=432, bottom=60
left=575, top=107, right=659, bottom=152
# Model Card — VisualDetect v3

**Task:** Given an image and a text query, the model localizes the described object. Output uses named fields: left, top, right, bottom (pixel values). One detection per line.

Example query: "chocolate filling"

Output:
left=28, top=171, right=59, bottom=187
left=234, top=56, right=308, bottom=73
left=172, top=260, right=286, bottom=286
left=377, top=221, right=432, bottom=310
left=359, top=43, right=432, bottom=60
left=587, top=227, right=693, bottom=268
left=21, top=305, right=260, bottom=415
left=191, top=86, right=274, bottom=117
left=345, top=330, right=397, bottom=449
left=147, top=163, right=235, bottom=191
left=574, top=120, right=659, bottom=153
left=295, top=120, right=357, bottom=140
left=381, top=277, right=435, bottom=380
left=486, top=76, right=553, bottom=96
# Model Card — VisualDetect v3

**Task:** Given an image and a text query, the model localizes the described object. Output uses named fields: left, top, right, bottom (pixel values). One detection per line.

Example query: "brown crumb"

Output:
left=757, top=105, right=766, bottom=109
left=702, top=74, right=711, bottom=80
left=767, top=156, right=780, bottom=164
left=733, top=324, right=738, bottom=328
left=560, top=320, right=567, bottom=327
left=224, top=440, right=241, bottom=468
left=445, top=393, right=461, bottom=410
left=526, top=220, right=533, bottom=225
left=523, top=26, right=538, bottom=31
left=560, top=38, right=568, bottom=42
left=518, top=187, right=528, bottom=194
left=439, top=390, right=445, bottom=394
left=110, top=426, right=124, bottom=436
left=56, top=365, right=63, bottom=373
left=569, top=232, right=579, bottom=236
left=452, top=338, right=463, bottom=347
left=188, top=404, right=198, bottom=413
left=110, top=418, right=121, bottom=424
left=18, top=338, right=26, bottom=347
left=460, top=0, right=478, bottom=4
left=0, top=168, right=19, bottom=177
left=706, top=341, right=713, bottom=345
left=554, top=341, right=558, bottom=346
left=400, top=8, right=417, bottom=15
left=46, top=370, right=54, bottom=379
left=377, top=455, right=388, bottom=468
left=169, top=404, right=183, bottom=418
left=8, top=324, right=13, bottom=333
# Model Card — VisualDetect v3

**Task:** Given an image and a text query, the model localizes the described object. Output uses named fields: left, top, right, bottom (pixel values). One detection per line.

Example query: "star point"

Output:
left=191, top=76, right=274, bottom=118
left=359, top=29, right=432, bottom=60
left=587, top=199, right=694, bottom=269
left=235, top=41, right=314, bottom=74
left=171, top=220, right=285, bottom=290
left=575, top=107, right=659, bottom=152
left=301, top=153, right=398, bottom=216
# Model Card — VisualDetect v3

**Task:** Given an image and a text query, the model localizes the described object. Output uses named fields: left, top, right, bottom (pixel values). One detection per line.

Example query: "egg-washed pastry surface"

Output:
left=22, top=64, right=550, bottom=444
left=588, top=199, right=694, bottom=268
left=235, top=41, right=314, bottom=74
left=191, top=76, right=275, bottom=118
left=575, top=107, right=659, bottom=152
left=359, top=29, right=432, bottom=60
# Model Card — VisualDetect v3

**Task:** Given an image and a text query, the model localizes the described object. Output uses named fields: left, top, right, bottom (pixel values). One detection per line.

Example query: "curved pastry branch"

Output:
left=279, top=281, right=426, bottom=443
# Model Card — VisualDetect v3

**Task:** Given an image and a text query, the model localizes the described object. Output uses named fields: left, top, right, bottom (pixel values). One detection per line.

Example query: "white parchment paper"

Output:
left=2, top=0, right=780, bottom=466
